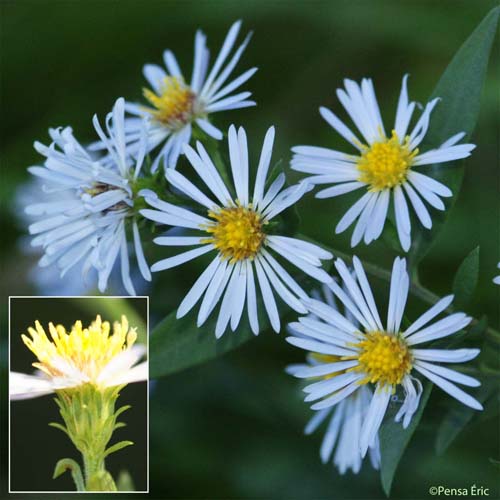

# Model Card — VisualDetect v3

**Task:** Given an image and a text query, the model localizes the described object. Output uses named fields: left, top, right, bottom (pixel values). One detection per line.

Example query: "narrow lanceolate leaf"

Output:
left=379, top=383, right=432, bottom=496
left=149, top=302, right=273, bottom=378
left=409, top=7, right=499, bottom=266
left=452, top=246, right=480, bottom=308
left=435, top=380, right=496, bottom=455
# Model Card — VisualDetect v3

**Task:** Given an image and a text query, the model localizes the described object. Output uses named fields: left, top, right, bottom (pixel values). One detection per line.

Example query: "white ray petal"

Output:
left=359, top=387, right=391, bottom=457
left=151, top=245, right=213, bottom=272
left=414, top=364, right=482, bottom=410
left=403, top=295, right=454, bottom=337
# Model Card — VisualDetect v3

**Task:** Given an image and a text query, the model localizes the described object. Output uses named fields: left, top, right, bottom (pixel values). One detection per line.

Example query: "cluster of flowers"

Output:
left=21, top=21, right=494, bottom=475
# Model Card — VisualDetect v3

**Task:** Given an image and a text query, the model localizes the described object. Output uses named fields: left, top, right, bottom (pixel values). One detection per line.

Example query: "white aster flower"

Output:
left=286, top=256, right=482, bottom=457
left=140, top=124, right=333, bottom=337
left=26, top=98, right=151, bottom=295
left=494, top=262, right=500, bottom=285
left=287, top=283, right=380, bottom=474
left=291, top=75, right=476, bottom=251
left=10, top=315, right=147, bottom=400
left=94, top=20, right=256, bottom=172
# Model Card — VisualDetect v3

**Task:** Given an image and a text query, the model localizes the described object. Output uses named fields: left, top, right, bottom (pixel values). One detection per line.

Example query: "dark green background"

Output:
left=1, top=0, right=499, bottom=499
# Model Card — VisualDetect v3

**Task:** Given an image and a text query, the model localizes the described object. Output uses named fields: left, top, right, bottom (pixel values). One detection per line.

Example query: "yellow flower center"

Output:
left=203, top=206, right=266, bottom=262
left=357, top=131, right=418, bottom=191
left=352, top=331, right=412, bottom=387
left=21, top=315, right=137, bottom=383
left=143, top=76, right=196, bottom=129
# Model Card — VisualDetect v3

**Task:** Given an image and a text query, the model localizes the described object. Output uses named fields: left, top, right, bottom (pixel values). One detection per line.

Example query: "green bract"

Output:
left=51, top=384, right=133, bottom=492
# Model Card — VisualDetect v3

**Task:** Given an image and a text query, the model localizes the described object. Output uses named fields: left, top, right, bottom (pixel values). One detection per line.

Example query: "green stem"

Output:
left=83, top=453, right=105, bottom=487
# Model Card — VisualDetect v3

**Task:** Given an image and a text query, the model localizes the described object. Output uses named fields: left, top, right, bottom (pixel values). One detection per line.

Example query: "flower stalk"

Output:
left=51, top=383, right=133, bottom=491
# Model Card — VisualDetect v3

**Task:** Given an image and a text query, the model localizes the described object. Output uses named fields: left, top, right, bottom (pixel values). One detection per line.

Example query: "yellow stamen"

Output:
left=143, top=76, right=196, bottom=129
left=203, top=205, right=266, bottom=262
left=21, top=315, right=136, bottom=382
left=357, top=131, right=418, bottom=191
left=349, top=330, right=412, bottom=387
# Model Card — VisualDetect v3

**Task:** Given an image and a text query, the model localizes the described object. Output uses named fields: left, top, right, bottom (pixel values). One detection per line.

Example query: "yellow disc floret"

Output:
left=204, top=205, right=266, bottom=262
left=352, top=331, right=412, bottom=387
left=21, top=315, right=137, bottom=382
left=357, top=131, right=418, bottom=191
left=143, top=76, right=196, bottom=129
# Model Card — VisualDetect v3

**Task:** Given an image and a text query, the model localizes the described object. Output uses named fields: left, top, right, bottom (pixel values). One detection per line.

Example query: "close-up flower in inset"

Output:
left=10, top=312, right=147, bottom=492
left=291, top=76, right=476, bottom=251
left=26, top=98, right=151, bottom=295
left=10, top=315, right=147, bottom=399
left=287, top=283, right=380, bottom=474
left=94, top=21, right=257, bottom=172
left=140, top=124, right=333, bottom=337
left=286, top=256, right=482, bottom=457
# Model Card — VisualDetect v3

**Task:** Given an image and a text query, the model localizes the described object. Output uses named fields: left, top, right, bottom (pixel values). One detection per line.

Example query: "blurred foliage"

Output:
left=1, top=0, right=499, bottom=499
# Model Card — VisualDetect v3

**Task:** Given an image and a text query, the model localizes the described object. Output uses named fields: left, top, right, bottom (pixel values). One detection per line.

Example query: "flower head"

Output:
left=10, top=315, right=147, bottom=400
left=140, top=124, right=333, bottom=337
left=494, top=262, right=500, bottom=285
left=93, top=21, right=257, bottom=172
left=287, top=256, right=482, bottom=457
left=287, top=283, right=380, bottom=474
left=26, top=98, right=151, bottom=295
left=291, top=75, right=476, bottom=251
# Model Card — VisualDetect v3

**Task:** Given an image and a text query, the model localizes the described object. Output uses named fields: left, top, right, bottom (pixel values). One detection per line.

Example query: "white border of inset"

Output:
left=8, top=295, right=150, bottom=494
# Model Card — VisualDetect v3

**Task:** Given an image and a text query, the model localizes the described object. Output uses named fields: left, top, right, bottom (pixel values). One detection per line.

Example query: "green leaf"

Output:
left=149, top=308, right=261, bottom=379
left=435, top=380, right=496, bottom=455
left=53, top=458, right=85, bottom=491
left=380, top=383, right=432, bottom=496
left=452, top=246, right=480, bottom=308
left=409, top=7, right=499, bottom=266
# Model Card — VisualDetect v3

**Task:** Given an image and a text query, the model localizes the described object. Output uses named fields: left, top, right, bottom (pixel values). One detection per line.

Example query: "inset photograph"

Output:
left=8, top=296, right=148, bottom=493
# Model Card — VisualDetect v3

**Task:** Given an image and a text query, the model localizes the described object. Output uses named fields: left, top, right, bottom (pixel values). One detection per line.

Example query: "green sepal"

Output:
left=115, top=404, right=132, bottom=418
left=104, top=440, right=134, bottom=458
left=53, top=458, right=85, bottom=491
left=49, top=421, right=70, bottom=438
